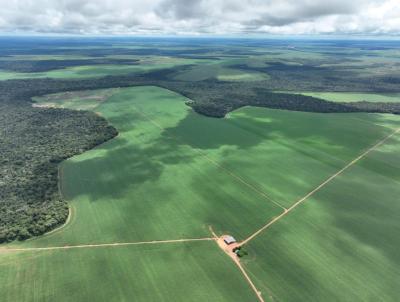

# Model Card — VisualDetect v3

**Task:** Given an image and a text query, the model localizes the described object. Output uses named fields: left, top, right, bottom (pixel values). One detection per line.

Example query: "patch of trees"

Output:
left=157, top=80, right=400, bottom=118
left=0, top=58, right=139, bottom=73
left=0, top=100, right=117, bottom=243
left=188, top=92, right=400, bottom=118
left=187, top=91, right=362, bottom=117
left=340, top=101, right=400, bottom=115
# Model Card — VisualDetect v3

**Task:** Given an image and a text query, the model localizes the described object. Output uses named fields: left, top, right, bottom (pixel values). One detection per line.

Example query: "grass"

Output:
left=292, top=92, right=400, bottom=103
left=4, top=85, right=400, bottom=301
left=0, top=241, right=259, bottom=302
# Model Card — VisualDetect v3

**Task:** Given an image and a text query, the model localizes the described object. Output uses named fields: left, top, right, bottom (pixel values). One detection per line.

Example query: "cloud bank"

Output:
left=0, top=0, right=399, bottom=36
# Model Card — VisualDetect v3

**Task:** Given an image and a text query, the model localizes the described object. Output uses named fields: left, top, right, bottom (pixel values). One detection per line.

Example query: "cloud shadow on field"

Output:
left=62, top=135, right=197, bottom=202
left=159, top=107, right=388, bottom=151
left=159, top=109, right=288, bottom=150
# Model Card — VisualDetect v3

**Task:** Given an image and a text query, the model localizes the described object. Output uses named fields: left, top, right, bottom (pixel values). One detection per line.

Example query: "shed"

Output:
left=223, top=235, right=236, bottom=245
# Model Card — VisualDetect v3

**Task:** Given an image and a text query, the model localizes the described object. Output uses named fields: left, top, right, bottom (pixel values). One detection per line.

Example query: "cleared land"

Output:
left=3, top=85, right=400, bottom=301
left=32, top=89, right=119, bottom=110
left=295, top=92, right=400, bottom=103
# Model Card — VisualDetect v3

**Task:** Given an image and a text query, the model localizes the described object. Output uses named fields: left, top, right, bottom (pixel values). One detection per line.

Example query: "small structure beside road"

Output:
left=223, top=235, right=236, bottom=245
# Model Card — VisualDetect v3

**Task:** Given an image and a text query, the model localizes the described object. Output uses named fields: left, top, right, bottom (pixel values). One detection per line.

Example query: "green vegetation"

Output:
left=173, top=107, right=398, bottom=207
left=0, top=64, right=178, bottom=80
left=186, top=90, right=363, bottom=118
left=0, top=58, right=139, bottom=72
left=32, top=89, right=119, bottom=111
left=172, top=63, right=269, bottom=82
left=0, top=242, right=258, bottom=302
left=0, top=56, right=208, bottom=80
left=24, top=85, right=400, bottom=302
left=1, top=38, right=400, bottom=302
left=19, top=86, right=397, bottom=247
left=233, top=246, right=248, bottom=258
left=0, top=97, right=117, bottom=243
left=25, top=87, right=282, bottom=246
left=243, top=134, right=400, bottom=301
left=294, top=92, right=400, bottom=103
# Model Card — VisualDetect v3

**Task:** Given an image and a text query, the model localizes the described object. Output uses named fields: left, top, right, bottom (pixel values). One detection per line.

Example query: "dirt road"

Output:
left=0, top=237, right=215, bottom=253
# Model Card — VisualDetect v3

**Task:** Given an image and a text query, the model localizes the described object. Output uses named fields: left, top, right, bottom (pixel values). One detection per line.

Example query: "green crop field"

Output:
left=164, top=106, right=399, bottom=207
left=2, top=85, right=400, bottom=301
left=243, top=135, right=400, bottom=301
left=0, top=241, right=258, bottom=302
left=294, top=92, right=400, bottom=103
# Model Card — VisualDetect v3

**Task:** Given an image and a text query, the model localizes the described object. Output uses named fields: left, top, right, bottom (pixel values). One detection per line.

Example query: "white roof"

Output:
left=224, top=235, right=236, bottom=244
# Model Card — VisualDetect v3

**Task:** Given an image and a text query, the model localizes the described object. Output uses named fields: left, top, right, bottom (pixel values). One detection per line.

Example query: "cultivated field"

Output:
left=2, top=84, right=400, bottom=301
left=0, top=241, right=258, bottom=302
left=244, top=135, right=400, bottom=301
left=295, top=92, right=400, bottom=103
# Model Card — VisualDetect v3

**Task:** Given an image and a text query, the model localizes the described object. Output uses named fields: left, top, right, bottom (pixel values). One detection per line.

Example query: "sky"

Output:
left=0, top=0, right=399, bottom=36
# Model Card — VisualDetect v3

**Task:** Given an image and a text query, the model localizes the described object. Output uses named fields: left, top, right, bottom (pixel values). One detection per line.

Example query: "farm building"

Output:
left=223, top=235, right=236, bottom=245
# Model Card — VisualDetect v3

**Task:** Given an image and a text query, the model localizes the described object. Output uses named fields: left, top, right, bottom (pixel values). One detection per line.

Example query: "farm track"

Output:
left=0, top=238, right=215, bottom=253
left=240, top=126, right=400, bottom=245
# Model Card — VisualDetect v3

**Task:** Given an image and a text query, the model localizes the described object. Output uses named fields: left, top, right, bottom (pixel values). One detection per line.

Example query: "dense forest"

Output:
left=0, top=98, right=117, bottom=243
left=160, top=80, right=400, bottom=117
left=2, top=39, right=400, bottom=242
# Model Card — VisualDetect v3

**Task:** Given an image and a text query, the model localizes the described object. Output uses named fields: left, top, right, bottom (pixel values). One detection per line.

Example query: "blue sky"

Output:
left=0, top=0, right=399, bottom=36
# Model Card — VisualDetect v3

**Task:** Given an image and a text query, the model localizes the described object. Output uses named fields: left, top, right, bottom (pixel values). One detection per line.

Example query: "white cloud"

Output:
left=0, top=0, right=398, bottom=35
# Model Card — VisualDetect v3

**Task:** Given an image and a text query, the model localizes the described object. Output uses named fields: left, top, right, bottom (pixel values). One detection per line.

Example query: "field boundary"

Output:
left=44, top=206, right=72, bottom=237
